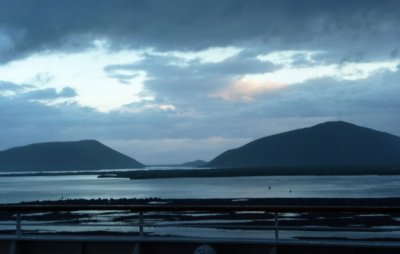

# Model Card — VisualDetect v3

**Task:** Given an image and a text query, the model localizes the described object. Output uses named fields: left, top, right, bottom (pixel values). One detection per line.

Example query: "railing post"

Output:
left=139, top=211, right=144, bottom=237
left=274, top=212, right=279, bottom=241
left=16, top=213, right=21, bottom=236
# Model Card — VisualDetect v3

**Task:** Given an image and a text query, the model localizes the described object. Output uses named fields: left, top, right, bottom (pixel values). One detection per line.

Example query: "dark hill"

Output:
left=0, top=140, right=144, bottom=172
left=207, top=121, right=400, bottom=168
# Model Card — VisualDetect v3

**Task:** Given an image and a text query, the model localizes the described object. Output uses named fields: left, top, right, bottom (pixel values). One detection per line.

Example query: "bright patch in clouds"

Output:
left=212, top=79, right=284, bottom=101
left=159, top=104, right=176, bottom=111
left=214, top=50, right=400, bottom=101
left=0, top=41, right=147, bottom=111
left=118, top=102, right=177, bottom=114
left=0, top=43, right=243, bottom=111
left=149, top=46, right=242, bottom=66
left=257, top=50, right=322, bottom=66
left=338, top=61, right=399, bottom=80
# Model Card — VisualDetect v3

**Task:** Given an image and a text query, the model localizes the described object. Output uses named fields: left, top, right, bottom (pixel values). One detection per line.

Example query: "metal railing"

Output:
left=1, top=204, right=400, bottom=243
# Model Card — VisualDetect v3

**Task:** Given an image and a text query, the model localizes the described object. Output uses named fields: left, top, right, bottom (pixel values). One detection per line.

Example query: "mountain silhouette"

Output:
left=0, top=140, right=144, bottom=171
left=207, top=121, right=400, bottom=168
left=181, top=160, right=207, bottom=167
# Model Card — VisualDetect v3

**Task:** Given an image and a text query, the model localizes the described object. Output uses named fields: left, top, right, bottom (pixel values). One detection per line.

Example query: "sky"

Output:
left=0, top=0, right=400, bottom=164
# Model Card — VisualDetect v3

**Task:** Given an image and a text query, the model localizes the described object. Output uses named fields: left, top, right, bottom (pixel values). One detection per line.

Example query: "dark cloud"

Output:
left=1, top=0, right=400, bottom=63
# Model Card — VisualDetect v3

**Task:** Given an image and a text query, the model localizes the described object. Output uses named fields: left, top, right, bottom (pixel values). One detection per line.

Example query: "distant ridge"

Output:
left=206, top=121, right=400, bottom=168
left=181, top=160, right=207, bottom=167
left=0, top=140, right=144, bottom=172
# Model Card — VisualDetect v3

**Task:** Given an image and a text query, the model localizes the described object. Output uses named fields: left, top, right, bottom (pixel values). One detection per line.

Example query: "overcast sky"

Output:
left=1, top=0, right=400, bottom=164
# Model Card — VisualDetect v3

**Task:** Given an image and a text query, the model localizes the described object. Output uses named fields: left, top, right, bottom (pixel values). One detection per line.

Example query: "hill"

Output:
left=206, top=121, right=400, bottom=168
left=181, top=160, right=207, bottom=167
left=0, top=140, right=144, bottom=172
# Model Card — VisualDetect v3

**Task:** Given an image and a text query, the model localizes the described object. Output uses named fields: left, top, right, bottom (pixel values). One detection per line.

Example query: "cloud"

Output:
left=1, top=80, right=77, bottom=104
left=0, top=0, right=399, bottom=63
left=104, top=48, right=276, bottom=110
left=211, top=50, right=399, bottom=101
left=19, top=87, right=77, bottom=100
left=0, top=81, right=31, bottom=93
left=234, top=70, right=400, bottom=129
left=0, top=42, right=146, bottom=111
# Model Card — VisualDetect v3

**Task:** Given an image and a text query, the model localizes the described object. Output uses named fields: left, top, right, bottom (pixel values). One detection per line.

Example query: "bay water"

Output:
left=1, top=173, right=400, bottom=203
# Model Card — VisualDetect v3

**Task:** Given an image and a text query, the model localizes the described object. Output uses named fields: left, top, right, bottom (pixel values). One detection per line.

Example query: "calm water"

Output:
left=1, top=174, right=400, bottom=203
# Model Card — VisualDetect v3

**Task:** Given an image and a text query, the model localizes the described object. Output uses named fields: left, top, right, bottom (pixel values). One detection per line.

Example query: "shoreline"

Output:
left=1, top=166, right=400, bottom=179
left=101, top=167, right=400, bottom=180
left=11, top=197, right=400, bottom=206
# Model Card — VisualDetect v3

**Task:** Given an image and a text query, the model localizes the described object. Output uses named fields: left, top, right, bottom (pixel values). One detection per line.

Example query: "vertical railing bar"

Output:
left=274, top=212, right=279, bottom=241
left=265, top=210, right=269, bottom=241
left=16, top=212, right=21, bottom=237
left=139, top=211, right=144, bottom=237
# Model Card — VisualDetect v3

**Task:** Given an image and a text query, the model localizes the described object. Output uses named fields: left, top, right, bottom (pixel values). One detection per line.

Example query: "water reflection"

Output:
left=1, top=175, right=400, bottom=203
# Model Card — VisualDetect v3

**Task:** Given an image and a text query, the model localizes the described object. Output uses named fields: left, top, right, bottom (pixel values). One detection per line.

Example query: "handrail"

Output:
left=1, top=203, right=400, bottom=246
left=1, top=204, right=400, bottom=213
